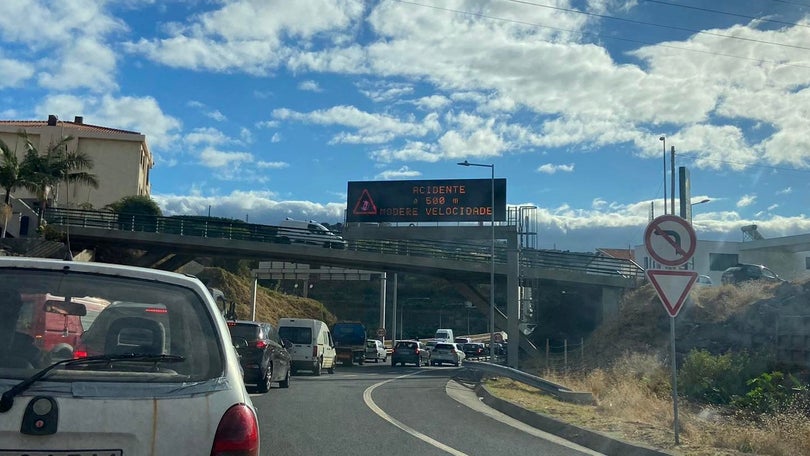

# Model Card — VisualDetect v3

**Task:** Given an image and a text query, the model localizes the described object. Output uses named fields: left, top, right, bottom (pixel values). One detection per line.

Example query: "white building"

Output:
left=0, top=114, right=153, bottom=236
left=634, top=224, right=810, bottom=284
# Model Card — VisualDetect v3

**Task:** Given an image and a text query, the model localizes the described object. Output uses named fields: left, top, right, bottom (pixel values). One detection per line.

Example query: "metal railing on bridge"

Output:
left=44, top=207, right=644, bottom=282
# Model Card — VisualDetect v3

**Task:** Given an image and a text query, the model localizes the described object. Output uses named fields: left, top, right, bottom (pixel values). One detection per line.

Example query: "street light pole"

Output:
left=457, top=160, right=496, bottom=362
left=659, top=136, right=666, bottom=215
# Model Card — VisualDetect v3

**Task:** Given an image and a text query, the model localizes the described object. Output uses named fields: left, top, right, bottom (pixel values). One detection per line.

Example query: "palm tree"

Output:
left=18, top=132, right=99, bottom=231
left=0, top=135, right=25, bottom=238
left=0, top=137, right=22, bottom=206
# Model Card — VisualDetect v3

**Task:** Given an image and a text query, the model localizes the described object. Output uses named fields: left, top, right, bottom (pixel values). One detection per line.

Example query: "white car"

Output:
left=0, top=257, right=259, bottom=455
left=429, top=342, right=466, bottom=366
left=365, top=339, right=387, bottom=362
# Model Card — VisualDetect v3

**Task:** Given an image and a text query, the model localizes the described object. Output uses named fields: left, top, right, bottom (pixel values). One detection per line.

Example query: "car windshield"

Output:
left=0, top=267, right=223, bottom=383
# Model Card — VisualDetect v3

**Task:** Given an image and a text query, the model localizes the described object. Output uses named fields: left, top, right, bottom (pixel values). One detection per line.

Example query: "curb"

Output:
left=474, top=383, right=674, bottom=456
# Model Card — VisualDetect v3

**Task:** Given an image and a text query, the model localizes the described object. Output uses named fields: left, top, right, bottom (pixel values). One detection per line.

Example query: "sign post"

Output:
left=644, top=215, right=698, bottom=446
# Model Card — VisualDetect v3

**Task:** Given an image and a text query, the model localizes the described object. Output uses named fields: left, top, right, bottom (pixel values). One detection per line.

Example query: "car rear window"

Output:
left=228, top=324, right=260, bottom=341
left=435, top=343, right=454, bottom=350
left=2, top=268, right=224, bottom=383
left=278, top=326, right=312, bottom=345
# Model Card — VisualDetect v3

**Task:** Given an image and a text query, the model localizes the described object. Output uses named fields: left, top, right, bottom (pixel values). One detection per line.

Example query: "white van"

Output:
left=277, top=218, right=347, bottom=249
left=435, top=328, right=454, bottom=342
left=278, top=317, right=337, bottom=376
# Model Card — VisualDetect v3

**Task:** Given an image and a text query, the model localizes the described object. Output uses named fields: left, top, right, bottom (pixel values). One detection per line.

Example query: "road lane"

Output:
left=253, top=363, right=603, bottom=456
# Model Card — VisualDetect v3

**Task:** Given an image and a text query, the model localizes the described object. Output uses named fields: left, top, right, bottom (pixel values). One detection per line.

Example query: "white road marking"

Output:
left=445, top=380, right=605, bottom=456
left=363, top=371, right=468, bottom=456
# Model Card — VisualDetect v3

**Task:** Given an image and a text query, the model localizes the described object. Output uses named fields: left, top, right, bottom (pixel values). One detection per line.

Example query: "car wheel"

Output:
left=313, top=359, right=322, bottom=376
left=416, top=358, right=422, bottom=368
left=279, top=368, right=290, bottom=388
left=257, top=365, right=271, bottom=393
left=327, top=360, right=335, bottom=374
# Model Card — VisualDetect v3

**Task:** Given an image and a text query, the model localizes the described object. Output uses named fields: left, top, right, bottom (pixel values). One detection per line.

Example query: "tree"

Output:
left=0, top=134, right=26, bottom=238
left=17, top=131, right=99, bottom=231
left=0, top=136, right=23, bottom=206
left=105, top=195, right=162, bottom=216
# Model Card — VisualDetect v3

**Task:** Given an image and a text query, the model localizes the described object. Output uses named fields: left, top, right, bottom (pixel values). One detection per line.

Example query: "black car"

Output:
left=227, top=320, right=292, bottom=393
left=721, top=263, right=785, bottom=286
left=462, top=342, right=485, bottom=360
left=391, top=340, right=430, bottom=367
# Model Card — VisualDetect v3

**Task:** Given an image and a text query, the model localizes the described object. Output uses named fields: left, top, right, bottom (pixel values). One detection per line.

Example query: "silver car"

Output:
left=0, top=257, right=259, bottom=455
left=429, top=342, right=465, bottom=366
left=365, top=339, right=387, bottom=362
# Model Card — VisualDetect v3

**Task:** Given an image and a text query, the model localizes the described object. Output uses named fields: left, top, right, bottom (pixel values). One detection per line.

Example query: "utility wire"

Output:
left=642, top=0, right=810, bottom=29
left=503, top=0, right=810, bottom=52
left=768, top=0, right=810, bottom=7
left=392, top=0, right=810, bottom=70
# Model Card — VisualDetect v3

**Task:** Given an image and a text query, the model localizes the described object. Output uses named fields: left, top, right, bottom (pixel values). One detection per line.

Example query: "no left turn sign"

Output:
left=644, top=215, right=697, bottom=266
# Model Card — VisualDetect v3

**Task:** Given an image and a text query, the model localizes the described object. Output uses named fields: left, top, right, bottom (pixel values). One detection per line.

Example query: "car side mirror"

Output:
left=282, top=339, right=292, bottom=349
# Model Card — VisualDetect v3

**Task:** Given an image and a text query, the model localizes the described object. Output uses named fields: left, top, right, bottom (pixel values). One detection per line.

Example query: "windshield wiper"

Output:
left=0, top=353, right=184, bottom=413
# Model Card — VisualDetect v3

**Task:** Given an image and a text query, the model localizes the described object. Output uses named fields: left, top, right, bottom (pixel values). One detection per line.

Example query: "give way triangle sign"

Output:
left=646, top=270, right=698, bottom=317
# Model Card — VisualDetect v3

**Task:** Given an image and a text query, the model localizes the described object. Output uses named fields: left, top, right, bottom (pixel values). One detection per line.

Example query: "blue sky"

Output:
left=2, top=0, right=810, bottom=252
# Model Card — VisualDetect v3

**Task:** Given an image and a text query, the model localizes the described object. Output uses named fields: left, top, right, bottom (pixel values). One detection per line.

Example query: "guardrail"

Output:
left=43, top=207, right=644, bottom=281
left=463, top=360, right=594, bottom=405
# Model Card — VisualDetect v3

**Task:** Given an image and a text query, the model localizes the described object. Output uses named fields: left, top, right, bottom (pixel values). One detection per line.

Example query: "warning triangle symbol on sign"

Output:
left=352, top=189, right=377, bottom=215
left=646, top=270, right=698, bottom=317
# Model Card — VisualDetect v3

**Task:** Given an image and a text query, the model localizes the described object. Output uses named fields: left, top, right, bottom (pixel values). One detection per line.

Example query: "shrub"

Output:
left=732, top=371, right=810, bottom=416
left=679, top=349, right=754, bottom=404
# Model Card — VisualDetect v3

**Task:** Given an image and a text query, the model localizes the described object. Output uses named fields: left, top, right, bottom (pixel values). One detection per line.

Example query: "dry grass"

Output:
left=485, top=351, right=810, bottom=456
left=196, top=267, right=338, bottom=325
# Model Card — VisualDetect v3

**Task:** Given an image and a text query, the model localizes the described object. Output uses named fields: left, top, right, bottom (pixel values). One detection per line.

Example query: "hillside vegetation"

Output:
left=196, top=267, right=338, bottom=325
left=507, top=278, right=810, bottom=456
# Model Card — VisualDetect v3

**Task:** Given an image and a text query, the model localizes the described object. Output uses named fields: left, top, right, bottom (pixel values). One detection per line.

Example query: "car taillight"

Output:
left=254, top=340, right=267, bottom=349
left=73, top=350, right=88, bottom=359
left=312, top=345, right=318, bottom=357
left=210, top=404, right=259, bottom=456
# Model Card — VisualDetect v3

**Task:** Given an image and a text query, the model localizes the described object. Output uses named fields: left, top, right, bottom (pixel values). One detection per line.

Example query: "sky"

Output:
left=1, top=0, right=810, bottom=253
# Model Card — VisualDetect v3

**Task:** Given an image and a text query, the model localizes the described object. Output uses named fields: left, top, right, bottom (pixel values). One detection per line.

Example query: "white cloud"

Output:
left=374, top=166, right=421, bottom=180
left=273, top=105, right=438, bottom=144
left=257, top=161, right=288, bottom=169
left=153, top=189, right=348, bottom=225
left=298, top=80, right=322, bottom=92
left=185, top=127, right=232, bottom=147
left=737, top=194, right=757, bottom=208
left=537, top=163, right=574, bottom=174
left=199, top=147, right=253, bottom=168
left=124, top=0, right=366, bottom=75
left=0, top=57, right=35, bottom=88
left=414, top=95, right=451, bottom=110
left=206, top=110, right=227, bottom=122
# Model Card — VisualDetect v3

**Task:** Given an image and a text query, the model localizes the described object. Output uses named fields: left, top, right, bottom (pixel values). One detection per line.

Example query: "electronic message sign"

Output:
left=346, top=178, right=506, bottom=223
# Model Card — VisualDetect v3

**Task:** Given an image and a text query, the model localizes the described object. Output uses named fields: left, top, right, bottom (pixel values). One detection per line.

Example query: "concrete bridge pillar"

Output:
left=507, top=229, right=520, bottom=368
left=601, top=287, right=622, bottom=322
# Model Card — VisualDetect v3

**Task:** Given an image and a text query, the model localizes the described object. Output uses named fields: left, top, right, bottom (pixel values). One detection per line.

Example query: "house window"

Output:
left=709, top=253, right=738, bottom=271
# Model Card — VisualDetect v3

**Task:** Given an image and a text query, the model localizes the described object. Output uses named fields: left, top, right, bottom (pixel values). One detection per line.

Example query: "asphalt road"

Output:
left=251, top=361, right=604, bottom=456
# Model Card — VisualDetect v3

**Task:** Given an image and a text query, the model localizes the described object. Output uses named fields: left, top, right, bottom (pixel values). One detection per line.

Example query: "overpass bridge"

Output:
left=38, top=208, right=645, bottom=368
